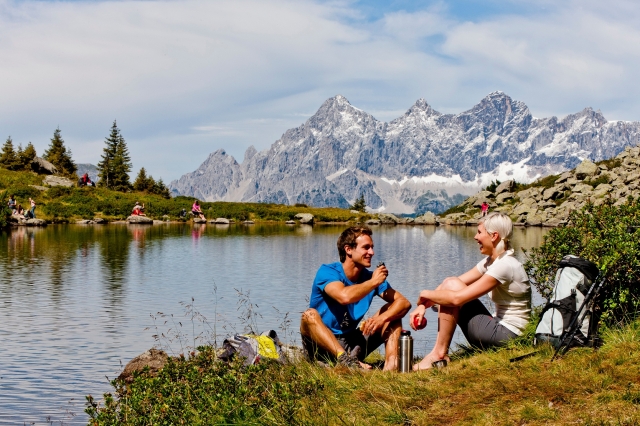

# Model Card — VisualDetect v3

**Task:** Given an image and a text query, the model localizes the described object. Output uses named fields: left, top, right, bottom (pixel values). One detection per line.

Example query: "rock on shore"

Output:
left=126, top=215, right=153, bottom=224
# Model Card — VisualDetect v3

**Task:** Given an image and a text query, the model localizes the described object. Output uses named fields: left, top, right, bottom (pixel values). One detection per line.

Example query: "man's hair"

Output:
left=337, top=226, right=373, bottom=262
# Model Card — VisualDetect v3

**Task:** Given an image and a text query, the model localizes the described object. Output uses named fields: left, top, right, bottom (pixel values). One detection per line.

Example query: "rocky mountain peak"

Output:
left=170, top=93, right=640, bottom=214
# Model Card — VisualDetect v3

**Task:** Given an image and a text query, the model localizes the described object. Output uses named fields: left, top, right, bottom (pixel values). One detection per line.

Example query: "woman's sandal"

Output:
left=431, top=359, right=448, bottom=369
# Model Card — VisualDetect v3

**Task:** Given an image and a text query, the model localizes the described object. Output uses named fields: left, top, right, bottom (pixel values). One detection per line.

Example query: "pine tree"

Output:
left=97, top=121, right=132, bottom=191
left=133, top=167, right=150, bottom=192
left=350, top=193, right=367, bottom=212
left=19, top=142, right=37, bottom=170
left=0, top=137, right=20, bottom=170
left=153, top=178, right=170, bottom=199
left=44, top=128, right=77, bottom=176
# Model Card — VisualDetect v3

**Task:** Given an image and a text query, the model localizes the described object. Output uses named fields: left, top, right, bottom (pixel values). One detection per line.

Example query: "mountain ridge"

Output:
left=170, top=92, right=640, bottom=214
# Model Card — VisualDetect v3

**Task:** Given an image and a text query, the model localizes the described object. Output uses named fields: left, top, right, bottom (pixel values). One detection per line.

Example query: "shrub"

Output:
left=86, top=349, right=322, bottom=424
left=524, top=198, right=640, bottom=324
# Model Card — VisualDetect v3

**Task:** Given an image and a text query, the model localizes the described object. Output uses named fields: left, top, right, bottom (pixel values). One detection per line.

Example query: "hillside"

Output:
left=436, top=145, right=640, bottom=226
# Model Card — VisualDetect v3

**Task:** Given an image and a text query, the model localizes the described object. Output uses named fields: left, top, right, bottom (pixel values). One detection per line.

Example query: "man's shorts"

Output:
left=302, top=328, right=385, bottom=362
left=457, top=299, right=517, bottom=349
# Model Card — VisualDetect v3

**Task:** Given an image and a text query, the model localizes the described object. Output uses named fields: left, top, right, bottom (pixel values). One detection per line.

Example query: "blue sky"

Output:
left=1, top=0, right=639, bottom=182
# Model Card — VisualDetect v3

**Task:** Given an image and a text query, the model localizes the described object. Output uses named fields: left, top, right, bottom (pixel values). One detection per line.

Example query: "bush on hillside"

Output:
left=524, top=197, right=640, bottom=324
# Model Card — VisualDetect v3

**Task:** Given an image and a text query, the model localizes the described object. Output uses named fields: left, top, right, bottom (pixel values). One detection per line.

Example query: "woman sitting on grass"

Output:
left=409, top=212, right=531, bottom=370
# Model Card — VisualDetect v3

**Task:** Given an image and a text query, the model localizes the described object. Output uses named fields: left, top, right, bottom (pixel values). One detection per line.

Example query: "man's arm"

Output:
left=361, top=288, right=411, bottom=336
left=323, top=265, right=388, bottom=305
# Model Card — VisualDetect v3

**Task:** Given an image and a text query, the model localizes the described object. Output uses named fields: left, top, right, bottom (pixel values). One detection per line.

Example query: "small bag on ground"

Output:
left=218, top=330, right=285, bottom=366
left=534, top=255, right=603, bottom=350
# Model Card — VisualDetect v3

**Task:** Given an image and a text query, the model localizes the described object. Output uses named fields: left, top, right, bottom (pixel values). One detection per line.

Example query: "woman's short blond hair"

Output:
left=479, top=212, right=513, bottom=252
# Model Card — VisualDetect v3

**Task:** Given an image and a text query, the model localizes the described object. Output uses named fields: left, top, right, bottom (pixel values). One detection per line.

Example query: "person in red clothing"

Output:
left=131, top=202, right=145, bottom=216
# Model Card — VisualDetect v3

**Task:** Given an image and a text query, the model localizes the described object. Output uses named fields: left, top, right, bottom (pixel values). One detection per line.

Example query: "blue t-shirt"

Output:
left=309, top=262, right=391, bottom=335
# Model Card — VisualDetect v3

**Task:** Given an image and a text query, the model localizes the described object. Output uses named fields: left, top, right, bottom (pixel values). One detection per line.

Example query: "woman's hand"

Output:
left=409, top=305, right=427, bottom=331
left=416, top=290, right=435, bottom=310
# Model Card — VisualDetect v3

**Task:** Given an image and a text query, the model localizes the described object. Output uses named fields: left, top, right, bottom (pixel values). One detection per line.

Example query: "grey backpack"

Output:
left=534, top=255, right=602, bottom=349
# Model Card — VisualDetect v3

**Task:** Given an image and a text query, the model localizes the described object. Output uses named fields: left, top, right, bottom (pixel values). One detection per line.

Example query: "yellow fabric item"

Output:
left=250, top=335, right=280, bottom=360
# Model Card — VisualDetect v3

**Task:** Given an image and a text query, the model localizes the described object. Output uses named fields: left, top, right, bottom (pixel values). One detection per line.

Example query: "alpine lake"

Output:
left=0, top=222, right=548, bottom=424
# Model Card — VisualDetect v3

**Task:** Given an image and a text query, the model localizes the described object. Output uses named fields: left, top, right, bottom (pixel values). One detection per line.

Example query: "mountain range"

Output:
left=169, top=92, right=640, bottom=214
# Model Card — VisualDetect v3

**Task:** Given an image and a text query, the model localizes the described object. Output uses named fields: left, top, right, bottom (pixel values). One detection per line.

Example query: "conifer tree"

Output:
left=133, top=167, right=150, bottom=192
left=44, top=128, right=77, bottom=176
left=20, top=142, right=37, bottom=170
left=0, top=137, right=20, bottom=170
left=350, top=193, right=367, bottom=212
left=17, top=142, right=37, bottom=170
left=97, top=121, right=132, bottom=191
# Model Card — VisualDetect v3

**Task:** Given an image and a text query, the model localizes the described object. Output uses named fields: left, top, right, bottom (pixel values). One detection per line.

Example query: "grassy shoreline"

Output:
left=86, top=319, right=640, bottom=425
left=0, top=168, right=372, bottom=224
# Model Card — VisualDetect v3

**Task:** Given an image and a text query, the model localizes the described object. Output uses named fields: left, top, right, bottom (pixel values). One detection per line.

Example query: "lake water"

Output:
left=0, top=223, right=548, bottom=424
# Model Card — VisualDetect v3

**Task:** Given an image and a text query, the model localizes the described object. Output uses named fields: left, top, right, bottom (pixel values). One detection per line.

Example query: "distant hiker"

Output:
left=300, top=226, right=411, bottom=370
left=179, top=208, right=187, bottom=218
left=481, top=201, right=489, bottom=217
left=409, top=212, right=531, bottom=370
left=7, top=195, right=16, bottom=212
left=78, top=173, right=93, bottom=187
left=192, top=200, right=205, bottom=220
left=25, top=198, right=36, bottom=219
left=131, top=202, right=146, bottom=216
left=14, top=204, right=25, bottom=218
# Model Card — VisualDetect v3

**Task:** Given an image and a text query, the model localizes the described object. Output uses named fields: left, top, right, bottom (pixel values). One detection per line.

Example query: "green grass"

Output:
left=86, top=319, right=640, bottom=425
left=0, top=168, right=366, bottom=223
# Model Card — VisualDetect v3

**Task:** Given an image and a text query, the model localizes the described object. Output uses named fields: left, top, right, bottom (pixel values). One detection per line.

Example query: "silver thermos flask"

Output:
left=398, top=330, right=413, bottom=372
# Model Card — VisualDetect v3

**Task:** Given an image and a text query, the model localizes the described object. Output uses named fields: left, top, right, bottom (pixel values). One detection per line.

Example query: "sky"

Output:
left=1, top=0, right=640, bottom=182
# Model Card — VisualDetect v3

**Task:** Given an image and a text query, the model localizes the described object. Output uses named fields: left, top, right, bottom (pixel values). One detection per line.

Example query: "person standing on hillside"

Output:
left=7, top=195, right=16, bottom=213
left=481, top=201, right=489, bottom=217
left=25, top=198, right=37, bottom=219
left=300, top=226, right=411, bottom=370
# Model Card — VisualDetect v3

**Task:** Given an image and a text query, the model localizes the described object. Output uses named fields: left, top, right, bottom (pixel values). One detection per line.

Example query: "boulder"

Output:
left=93, top=218, right=107, bottom=224
left=575, top=160, right=599, bottom=180
left=153, top=220, right=164, bottom=225
left=513, top=203, right=536, bottom=216
left=365, top=219, right=381, bottom=225
left=378, top=213, right=399, bottom=224
left=414, top=212, right=438, bottom=225
left=555, top=171, right=574, bottom=184
left=496, top=192, right=515, bottom=204
left=494, top=180, right=515, bottom=195
left=543, top=218, right=565, bottom=227
left=30, top=156, right=58, bottom=175
left=625, top=172, right=640, bottom=184
left=29, top=185, right=48, bottom=191
left=543, top=187, right=563, bottom=201
left=211, top=218, right=230, bottom=224
left=118, top=348, right=170, bottom=384
left=243, top=220, right=255, bottom=224
left=127, top=215, right=153, bottom=224
left=350, top=210, right=360, bottom=214
left=76, top=220, right=95, bottom=225
left=193, top=218, right=207, bottom=224
left=285, top=220, right=295, bottom=224
left=43, top=175, right=75, bottom=187
left=593, top=184, right=613, bottom=198
left=525, top=214, right=544, bottom=227
left=294, top=213, right=314, bottom=224
left=24, top=218, right=47, bottom=226
left=572, top=183, right=594, bottom=194
left=475, top=190, right=494, bottom=199
left=404, top=217, right=415, bottom=224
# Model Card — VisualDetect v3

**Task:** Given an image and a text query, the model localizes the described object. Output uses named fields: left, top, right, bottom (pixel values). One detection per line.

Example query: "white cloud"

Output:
left=0, top=0, right=639, bottom=180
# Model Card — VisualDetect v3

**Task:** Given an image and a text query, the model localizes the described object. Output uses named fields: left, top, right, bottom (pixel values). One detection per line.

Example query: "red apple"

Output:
left=413, top=316, right=427, bottom=330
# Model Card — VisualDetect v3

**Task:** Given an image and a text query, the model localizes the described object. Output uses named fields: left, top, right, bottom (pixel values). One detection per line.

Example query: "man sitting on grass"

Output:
left=300, top=226, right=411, bottom=370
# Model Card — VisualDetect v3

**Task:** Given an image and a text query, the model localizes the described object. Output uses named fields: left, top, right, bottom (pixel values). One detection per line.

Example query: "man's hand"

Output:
left=416, top=290, right=435, bottom=310
left=370, top=264, right=388, bottom=287
left=360, top=316, right=386, bottom=336
left=409, top=305, right=427, bottom=331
